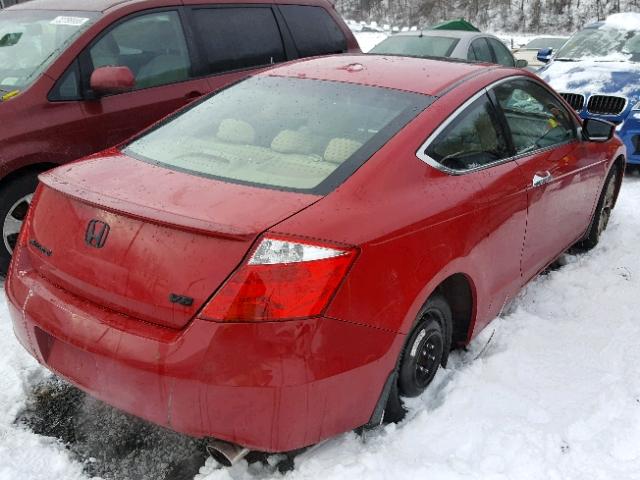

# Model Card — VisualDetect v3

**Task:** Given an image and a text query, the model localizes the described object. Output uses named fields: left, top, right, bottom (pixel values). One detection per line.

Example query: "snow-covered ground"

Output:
left=2, top=176, right=640, bottom=480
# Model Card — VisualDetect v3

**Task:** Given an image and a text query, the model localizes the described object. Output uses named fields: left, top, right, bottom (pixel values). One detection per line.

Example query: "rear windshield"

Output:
left=525, top=37, right=567, bottom=49
left=370, top=35, right=459, bottom=58
left=125, top=76, right=432, bottom=194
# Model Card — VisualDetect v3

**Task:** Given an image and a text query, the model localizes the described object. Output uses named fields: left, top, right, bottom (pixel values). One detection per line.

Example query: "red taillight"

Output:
left=200, top=235, right=357, bottom=321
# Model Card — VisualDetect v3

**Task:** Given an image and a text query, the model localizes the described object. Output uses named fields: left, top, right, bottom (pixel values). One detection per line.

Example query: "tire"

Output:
left=0, top=172, right=39, bottom=275
left=383, top=295, right=453, bottom=422
left=575, top=165, right=619, bottom=252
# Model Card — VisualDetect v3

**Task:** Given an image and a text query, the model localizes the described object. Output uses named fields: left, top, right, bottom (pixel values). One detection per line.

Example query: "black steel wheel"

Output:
left=397, top=295, right=451, bottom=398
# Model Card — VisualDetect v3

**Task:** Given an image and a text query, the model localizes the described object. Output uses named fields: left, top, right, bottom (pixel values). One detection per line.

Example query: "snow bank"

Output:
left=2, top=179, right=640, bottom=480
left=604, top=12, right=640, bottom=31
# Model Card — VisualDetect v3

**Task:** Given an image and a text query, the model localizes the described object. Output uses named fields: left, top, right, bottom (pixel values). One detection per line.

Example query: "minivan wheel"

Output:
left=575, top=165, right=619, bottom=252
left=0, top=173, right=38, bottom=275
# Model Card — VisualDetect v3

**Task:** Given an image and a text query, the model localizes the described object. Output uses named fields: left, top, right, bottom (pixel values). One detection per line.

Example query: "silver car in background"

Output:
left=369, top=30, right=528, bottom=68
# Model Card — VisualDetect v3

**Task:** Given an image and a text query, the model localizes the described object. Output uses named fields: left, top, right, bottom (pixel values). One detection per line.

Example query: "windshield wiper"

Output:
left=554, top=57, right=577, bottom=62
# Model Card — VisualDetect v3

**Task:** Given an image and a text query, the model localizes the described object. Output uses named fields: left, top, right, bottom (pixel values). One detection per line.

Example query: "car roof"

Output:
left=7, top=0, right=130, bottom=12
left=262, top=54, right=500, bottom=96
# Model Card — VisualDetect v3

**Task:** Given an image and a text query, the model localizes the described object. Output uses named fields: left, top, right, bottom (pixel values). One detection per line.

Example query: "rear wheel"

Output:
left=384, top=295, right=452, bottom=421
left=575, top=165, right=619, bottom=252
left=0, top=173, right=39, bottom=275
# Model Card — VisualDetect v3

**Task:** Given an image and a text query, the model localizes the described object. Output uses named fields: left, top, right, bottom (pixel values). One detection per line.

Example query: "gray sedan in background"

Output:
left=370, top=30, right=528, bottom=68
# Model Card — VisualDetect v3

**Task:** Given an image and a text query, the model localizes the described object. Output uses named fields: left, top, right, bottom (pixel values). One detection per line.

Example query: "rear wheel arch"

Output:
left=434, top=273, right=476, bottom=347
left=369, top=273, right=477, bottom=426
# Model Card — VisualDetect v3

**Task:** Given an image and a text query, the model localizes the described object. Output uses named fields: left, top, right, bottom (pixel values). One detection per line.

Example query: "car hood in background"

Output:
left=539, top=59, right=640, bottom=104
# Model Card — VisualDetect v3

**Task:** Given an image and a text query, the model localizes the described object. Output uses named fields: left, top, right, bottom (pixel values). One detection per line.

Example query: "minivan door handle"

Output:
left=532, top=171, right=552, bottom=187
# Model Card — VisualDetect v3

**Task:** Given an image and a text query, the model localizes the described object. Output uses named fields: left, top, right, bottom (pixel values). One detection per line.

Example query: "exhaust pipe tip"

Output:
left=206, top=439, right=250, bottom=467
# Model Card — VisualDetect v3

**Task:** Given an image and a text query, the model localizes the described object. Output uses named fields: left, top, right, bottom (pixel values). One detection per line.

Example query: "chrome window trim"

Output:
left=416, top=75, right=579, bottom=176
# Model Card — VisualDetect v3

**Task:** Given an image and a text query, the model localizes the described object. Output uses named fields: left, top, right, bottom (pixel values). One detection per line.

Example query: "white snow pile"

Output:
left=2, top=178, right=640, bottom=480
left=604, top=12, right=640, bottom=31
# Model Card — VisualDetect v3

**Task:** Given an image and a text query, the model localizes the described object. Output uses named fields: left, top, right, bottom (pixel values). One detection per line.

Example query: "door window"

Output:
left=191, top=7, right=285, bottom=74
left=424, top=94, right=510, bottom=171
left=492, top=79, right=576, bottom=155
left=89, top=11, right=191, bottom=90
left=468, top=38, right=493, bottom=62
left=279, top=5, right=347, bottom=57
left=488, top=38, right=515, bottom=67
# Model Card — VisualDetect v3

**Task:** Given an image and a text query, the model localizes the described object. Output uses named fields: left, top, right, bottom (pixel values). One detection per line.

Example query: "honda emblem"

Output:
left=85, top=219, right=110, bottom=248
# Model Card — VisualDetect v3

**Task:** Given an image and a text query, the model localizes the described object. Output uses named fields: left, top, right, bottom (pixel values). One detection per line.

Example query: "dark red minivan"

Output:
left=0, top=0, right=358, bottom=271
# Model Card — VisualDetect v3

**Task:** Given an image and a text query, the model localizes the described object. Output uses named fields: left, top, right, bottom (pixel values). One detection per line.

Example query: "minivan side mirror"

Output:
left=90, top=66, right=135, bottom=96
left=515, top=58, right=528, bottom=68
left=583, top=118, right=615, bottom=142
left=537, top=47, right=553, bottom=63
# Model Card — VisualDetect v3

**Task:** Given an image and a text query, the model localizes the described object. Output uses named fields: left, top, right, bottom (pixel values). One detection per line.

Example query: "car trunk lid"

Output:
left=26, top=151, right=320, bottom=330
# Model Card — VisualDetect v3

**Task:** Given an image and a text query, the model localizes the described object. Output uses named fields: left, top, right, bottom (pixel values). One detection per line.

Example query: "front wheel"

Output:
left=575, top=165, right=619, bottom=252
left=0, top=173, right=39, bottom=275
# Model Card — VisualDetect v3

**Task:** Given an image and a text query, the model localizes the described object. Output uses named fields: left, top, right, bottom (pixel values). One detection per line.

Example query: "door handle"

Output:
left=532, top=171, right=552, bottom=187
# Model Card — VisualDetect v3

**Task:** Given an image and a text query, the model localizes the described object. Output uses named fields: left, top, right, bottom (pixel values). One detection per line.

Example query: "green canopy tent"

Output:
left=430, top=19, right=480, bottom=32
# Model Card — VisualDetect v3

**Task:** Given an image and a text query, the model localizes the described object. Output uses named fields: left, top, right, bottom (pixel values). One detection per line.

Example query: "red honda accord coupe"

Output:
left=6, top=55, right=624, bottom=461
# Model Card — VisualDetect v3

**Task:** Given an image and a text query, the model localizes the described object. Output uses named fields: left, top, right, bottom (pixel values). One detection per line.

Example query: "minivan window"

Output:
left=279, top=5, right=347, bottom=57
left=493, top=80, right=576, bottom=154
left=125, top=76, right=431, bottom=193
left=425, top=94, right=510, bottom=171
left=89, top=11, right=191, bottom=90
left=191, top=7, right=285, bottom=74
left=0, top=10, right=98, bottom=92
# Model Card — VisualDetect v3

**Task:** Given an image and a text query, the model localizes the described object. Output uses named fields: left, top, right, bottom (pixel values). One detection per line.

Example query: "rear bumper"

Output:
left=7, top=268, right=402, bottom=452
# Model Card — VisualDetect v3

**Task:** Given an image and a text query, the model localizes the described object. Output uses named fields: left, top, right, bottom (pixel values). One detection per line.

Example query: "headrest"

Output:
left=271, top=129, right=314, bottom=155
left=216, top=119, right=255, bottom=145
left=323, top=138, right=363, bottom=164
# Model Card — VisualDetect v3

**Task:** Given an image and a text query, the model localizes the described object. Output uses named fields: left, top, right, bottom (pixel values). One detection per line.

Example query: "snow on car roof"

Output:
left=263, top=54, right=497, bottom=96
left=603, top=12, right=640, bottom=30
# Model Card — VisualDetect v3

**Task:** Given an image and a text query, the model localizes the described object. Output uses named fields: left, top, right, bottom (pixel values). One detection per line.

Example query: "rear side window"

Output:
left=468, top=38, right=493, bottom=63
left=280, top=5, right=347, bottom=57
left=191, top=8, right=285, bottom=74
left=488, top=38, right=515, bottom=67
left=425, top=94, right=510, bottom=171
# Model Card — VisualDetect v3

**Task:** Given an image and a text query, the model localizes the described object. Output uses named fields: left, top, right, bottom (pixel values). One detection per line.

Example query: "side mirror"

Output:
left=583, top=118, right=615, bottom=142
left=537, top=47, right=553, bottom=63
left=515, top=58, right=528, bottom=68
left=90, top=66, right=134, bottom=96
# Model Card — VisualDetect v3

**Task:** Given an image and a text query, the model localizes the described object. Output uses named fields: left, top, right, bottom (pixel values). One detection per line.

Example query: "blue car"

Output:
left=538, top=14, right=640, bottom=165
